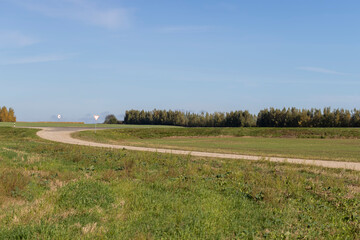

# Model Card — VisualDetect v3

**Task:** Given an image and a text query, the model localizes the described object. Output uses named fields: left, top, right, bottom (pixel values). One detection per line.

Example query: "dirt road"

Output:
left=36, top=127, right=360, bottom=171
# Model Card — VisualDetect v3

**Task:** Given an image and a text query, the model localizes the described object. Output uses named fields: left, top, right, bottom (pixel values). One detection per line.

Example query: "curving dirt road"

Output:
left=36, top=127, right=360, bottom=171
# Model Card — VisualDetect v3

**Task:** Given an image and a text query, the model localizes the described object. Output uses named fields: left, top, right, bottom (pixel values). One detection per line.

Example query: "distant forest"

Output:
left=0, top=106, right=16, bottom=122
left=111, top=108, right=360, bottom=128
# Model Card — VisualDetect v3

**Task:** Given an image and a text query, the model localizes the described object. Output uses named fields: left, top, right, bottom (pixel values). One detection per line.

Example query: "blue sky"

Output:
left=1, top=0, right=360, bottom=122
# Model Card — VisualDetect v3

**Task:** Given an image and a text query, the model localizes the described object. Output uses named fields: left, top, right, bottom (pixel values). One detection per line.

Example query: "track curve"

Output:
left=36, top=127, right=360, bottom=171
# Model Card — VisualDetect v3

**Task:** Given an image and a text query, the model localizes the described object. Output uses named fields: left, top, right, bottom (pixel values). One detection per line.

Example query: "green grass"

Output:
left=77, top=127, right=360, bottom=138
left=58, top=181, right=114, bottom=210
left=73, top=128, right=360, bottom=162
left=0, top=127, right=359, bottom=239
left=0, top=122, right=179, bottom=128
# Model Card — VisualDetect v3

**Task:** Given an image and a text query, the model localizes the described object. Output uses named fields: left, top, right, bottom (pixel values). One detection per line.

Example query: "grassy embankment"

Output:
left=0, top=127, right=359, bottom=238
left=74, top=128, right=360, bottom=162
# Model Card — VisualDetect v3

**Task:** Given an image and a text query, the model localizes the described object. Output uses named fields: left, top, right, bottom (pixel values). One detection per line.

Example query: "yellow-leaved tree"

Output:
left=0, top=106, right=16, bottom=122
left=8, top=108, right=16, bottom=122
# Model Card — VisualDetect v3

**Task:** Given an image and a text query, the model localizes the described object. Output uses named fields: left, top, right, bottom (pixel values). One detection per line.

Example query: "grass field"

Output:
left=74, top=128, right=360, bottom=162
left=0, top=122, right=179, bottom=128
left=0, top=127, right=359, bottom=239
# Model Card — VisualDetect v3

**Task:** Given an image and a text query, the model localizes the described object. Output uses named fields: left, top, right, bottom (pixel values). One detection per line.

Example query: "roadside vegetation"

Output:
left=74, top=128, right=360, bottom=162
left=0, top=127, right=359, bottom=239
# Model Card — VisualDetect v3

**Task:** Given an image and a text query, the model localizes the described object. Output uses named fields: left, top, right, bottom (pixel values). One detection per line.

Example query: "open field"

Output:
left=0, top=122, right=179, bottom=128
left=0, top=127, right=359, bottom=239
left=74, top=128, right=360, bottom=162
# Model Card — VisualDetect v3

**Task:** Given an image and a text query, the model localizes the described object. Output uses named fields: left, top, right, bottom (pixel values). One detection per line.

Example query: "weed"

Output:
left=0, top=170, right=30, bottom=197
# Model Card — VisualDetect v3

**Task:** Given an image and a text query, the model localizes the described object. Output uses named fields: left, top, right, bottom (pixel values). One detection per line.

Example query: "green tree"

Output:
left=104, top=114, right=118, bottom=124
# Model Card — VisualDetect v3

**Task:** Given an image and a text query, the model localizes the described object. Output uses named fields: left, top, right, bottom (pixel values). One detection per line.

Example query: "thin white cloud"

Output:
left=13, top=0, right=130, bottom=30
left=298, top=66, right=346, bottom=75
left=158, top=25, right=212, bottom=33
left=0, top=54, right=73, bottom=65
left=0, top=31, right=39, bottom=47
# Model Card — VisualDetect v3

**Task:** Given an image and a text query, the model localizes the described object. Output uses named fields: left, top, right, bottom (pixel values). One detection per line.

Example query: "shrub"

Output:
left=104, top=114, right=120, bottom=124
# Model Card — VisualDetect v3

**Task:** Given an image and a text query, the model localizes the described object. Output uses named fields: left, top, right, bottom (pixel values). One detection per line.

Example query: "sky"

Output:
left=1, top=0, right=360, bottom=122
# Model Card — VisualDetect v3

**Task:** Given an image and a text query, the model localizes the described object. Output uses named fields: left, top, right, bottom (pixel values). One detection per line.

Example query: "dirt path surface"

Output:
left=36, top=127, right=360, bottom=171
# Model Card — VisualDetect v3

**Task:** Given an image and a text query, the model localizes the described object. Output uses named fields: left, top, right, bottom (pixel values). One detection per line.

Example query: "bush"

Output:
left=104, top=114, right=120, bottom=124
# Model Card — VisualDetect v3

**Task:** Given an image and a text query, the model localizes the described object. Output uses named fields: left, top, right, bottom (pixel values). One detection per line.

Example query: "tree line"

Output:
left=257, top=107, right=360, bottom=127
left=0, top=106, right=16, bottom=122
left=109, top=108, right=360, bottom=127
left=123, top=109, right=256, bottom=127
